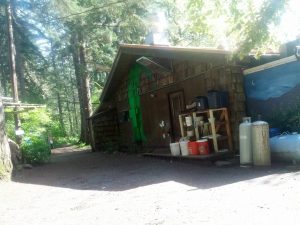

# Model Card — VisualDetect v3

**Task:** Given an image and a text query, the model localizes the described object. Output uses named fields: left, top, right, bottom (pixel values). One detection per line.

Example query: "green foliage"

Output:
left=5, top=108, right=51, bottom=164
left=229, top=0, right=287, bottom=57
left=5, top=108, right=77, bottom=164
left=21, top=136, right=50, bottom=164
left=0, top=0, right=49, bottom=102
left=157, top=0, right=288, bottom=56
left=267, top=99, right=300, bottom=132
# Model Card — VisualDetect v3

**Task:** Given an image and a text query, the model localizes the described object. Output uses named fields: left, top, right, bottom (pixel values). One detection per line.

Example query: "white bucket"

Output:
left=185, top=116, right=193, bottom=126
left=170, top=142, right=181, bottom=156
left=179, top=141, right=189, bottom=156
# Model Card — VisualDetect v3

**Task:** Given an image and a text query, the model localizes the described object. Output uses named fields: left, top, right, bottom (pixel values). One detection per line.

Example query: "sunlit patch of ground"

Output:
left=1, top=147, right=300, bottom=225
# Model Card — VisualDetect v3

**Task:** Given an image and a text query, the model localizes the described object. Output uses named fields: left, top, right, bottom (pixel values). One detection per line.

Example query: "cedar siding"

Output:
left=91, top=45, right=246, bottom=152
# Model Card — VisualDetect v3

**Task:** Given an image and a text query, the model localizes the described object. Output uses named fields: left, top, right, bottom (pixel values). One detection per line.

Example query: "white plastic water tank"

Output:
left=270, top=133, right=300, bottom=161
left=239, top=117, right=252, bottom=165
left=252, top=121, right=271, bottom=166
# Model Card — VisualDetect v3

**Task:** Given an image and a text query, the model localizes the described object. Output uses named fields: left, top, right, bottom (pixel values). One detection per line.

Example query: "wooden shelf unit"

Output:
left=179, top=107, right=233, bottom=153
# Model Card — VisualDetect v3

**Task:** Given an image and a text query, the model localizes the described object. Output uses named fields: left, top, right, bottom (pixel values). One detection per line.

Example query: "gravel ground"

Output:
left=1, top=146, right=300, bottom=225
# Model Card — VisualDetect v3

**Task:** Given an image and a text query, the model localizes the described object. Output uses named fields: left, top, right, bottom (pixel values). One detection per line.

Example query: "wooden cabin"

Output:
left=90, top=44, right=246, bottom=154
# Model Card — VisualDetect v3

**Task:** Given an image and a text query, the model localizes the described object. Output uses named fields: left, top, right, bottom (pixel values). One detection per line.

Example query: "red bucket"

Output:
left=197, top=139, right=210, bottom=155
left=188, top=141, right=200, bottom=155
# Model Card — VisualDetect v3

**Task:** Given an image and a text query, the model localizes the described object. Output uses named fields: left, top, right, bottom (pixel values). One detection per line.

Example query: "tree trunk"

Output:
left=6, top=0, right=21, bottom=146
left=78, top=30, right=92, bottom=144
left=70, top=28, right=92, bottom=144
left=64, top=85, right=74, bottom=136
left=70, top=31, right=85, bottom=142
left=0, top=62, right=8, bottom=96
left=0, top=97, right=13, bottom=180
left=13, top=0, right=25, bottom=101
left=50, top=42, right=66, bottom=136
left=72, top=91, right=79, bottom=134
left=69, top=73, right=79, bottom=133
left=16, top=47, right=25, bottom=100
left=57, top=92, right=66, bottom=135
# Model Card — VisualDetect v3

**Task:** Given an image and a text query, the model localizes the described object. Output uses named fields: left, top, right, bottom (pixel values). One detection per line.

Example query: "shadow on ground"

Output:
left=12, top=146, right=299, bottom=192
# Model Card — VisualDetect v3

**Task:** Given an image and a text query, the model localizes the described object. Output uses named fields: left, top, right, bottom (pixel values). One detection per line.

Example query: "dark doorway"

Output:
left=168, top=90, right=185, bottom=141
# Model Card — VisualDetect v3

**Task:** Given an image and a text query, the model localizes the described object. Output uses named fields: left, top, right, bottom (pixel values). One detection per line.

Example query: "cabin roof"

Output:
left=100, top=44, right=231, bottom=102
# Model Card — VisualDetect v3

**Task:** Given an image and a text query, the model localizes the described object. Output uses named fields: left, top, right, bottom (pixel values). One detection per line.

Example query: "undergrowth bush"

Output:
left=22, top=137, right=50, bottom=164
left=5, top=108, right=78, bottom=164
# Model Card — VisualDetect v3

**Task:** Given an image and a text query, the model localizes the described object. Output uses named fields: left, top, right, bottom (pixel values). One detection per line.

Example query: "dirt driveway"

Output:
left=1, top=146, right=300, bottom=225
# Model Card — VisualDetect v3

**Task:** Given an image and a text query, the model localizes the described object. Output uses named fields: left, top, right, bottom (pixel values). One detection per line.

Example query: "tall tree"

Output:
left=78, top=28, right=92, bottom=143
left=49, top=0, right=149, bottom=144
left=6, top=0, right=21, bottom=145
left=69, top=26, right=92, bottom=143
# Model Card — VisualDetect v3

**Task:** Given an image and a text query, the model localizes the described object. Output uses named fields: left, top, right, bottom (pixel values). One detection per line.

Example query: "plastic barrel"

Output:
left=170, top=142, right=180, bottom=156
left=197, top=139, right=210, bottom=155
left=179, top=141, right=189, bottom=156
left=185, top=116, right=193, bottom=126
left=195, top=96, right=208, bottom=110
left=188, top=141, right=199, bottom=155
left=207, top=91, right=229, bottom=109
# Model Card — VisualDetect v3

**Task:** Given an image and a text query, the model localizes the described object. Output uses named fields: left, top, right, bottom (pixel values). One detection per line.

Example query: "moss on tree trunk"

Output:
left=0, top=98, right=12, bottom=180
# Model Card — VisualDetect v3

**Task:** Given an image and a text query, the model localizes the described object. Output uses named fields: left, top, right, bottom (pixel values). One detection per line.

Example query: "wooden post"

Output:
left=224, top=108, right=233, bottom=151
left=208, top=110, right=218, bottom=152
left=193, top=112, right=200, bottom=140
left=179, top=115, right=184, bottom=137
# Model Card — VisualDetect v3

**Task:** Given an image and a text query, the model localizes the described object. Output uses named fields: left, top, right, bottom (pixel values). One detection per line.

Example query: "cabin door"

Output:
left=168, top=90, right=185, bottom=141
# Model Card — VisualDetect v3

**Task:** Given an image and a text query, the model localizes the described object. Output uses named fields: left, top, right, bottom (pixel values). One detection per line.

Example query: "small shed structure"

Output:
left=90, top=44, right=246, bottom=153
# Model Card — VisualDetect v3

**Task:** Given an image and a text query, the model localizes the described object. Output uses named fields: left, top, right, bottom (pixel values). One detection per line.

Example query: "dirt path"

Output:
left=1, top=146, right=300, bottom=225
